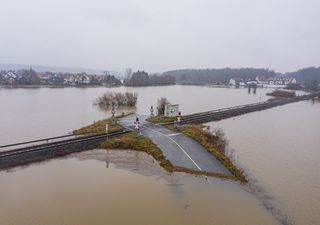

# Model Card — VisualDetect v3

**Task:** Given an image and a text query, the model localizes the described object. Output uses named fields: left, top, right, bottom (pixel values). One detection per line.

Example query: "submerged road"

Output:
left=120, top=114, right=230, bottom=175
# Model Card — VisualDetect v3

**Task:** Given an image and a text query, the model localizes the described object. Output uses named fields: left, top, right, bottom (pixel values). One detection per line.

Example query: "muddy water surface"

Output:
left=0, top=150, right=279, bottom=225
left=211, top=100, right=320, bottom=225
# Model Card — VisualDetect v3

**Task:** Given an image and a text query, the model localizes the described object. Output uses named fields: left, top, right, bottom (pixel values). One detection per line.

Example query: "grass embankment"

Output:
left=73, top=118, right=123, bottom=135
left=100, top=132, right=235, bottom=179
left=168, top=124, right=247, bottom=183
left=74, top=117, right=234, bottom=179
left=145, top=116, right=176, bottom=124
left=266, top=90, right=296, bottom=98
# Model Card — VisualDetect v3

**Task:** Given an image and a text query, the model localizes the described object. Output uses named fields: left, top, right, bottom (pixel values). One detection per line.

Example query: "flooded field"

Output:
left=0, top=86, right=318, bottom=225
left=0, top=85, right=272, bottom=144
left=0, top=149, right=278, bottom=225
left=212, top=100, right=320, bottom=225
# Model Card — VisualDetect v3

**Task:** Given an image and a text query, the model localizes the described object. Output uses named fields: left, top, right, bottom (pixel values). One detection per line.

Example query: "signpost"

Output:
left=106, top=123, right=109, bottom=140
left=175, top=111, right=181, bottom=128
left=177, top=111, right=181, bottom=125
left=134, top=116, right=140, bottom=137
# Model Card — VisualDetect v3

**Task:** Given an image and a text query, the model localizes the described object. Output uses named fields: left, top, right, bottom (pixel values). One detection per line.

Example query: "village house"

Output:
left=74, top=73, right=91, bottom=85
left=229, top=78, right=246, bottom=86
left=48, top=75, right=65, bottom=85
left=64, top=74, right=77, bottom=85
left=3, top=71, right=18, bottom=85
left=229, top=76, right=297, bottom=87
left=256, top=76, right=297, bottom=86
left=39, top=72, right=54, bottom=85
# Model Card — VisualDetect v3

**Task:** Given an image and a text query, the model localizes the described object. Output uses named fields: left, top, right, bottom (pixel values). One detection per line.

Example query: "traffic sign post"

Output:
left=134, top=116, right=140, bottom=137
left=106, top=123, right=109, bottom=140
left=177, top=111, right=181, bottom=127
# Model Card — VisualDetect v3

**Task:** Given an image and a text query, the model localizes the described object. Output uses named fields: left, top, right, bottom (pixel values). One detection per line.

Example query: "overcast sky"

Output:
left=0, top=0, right=319, bottom=73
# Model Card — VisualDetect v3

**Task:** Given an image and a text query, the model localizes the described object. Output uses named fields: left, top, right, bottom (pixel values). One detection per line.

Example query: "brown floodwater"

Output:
left=211, top=100, right=320, bottom=225
left=0, top=86, right=315, bottom=225
left=0, top=85, right=273, bottom=144
left=0, top=149, right=278, bottom=225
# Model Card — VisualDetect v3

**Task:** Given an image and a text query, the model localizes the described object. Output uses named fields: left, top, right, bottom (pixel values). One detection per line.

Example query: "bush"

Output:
left=96, top=91, right=138, bottom=108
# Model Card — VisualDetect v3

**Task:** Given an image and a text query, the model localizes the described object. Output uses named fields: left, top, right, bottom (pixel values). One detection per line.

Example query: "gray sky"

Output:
left=0, top=0, right=319, bottom=73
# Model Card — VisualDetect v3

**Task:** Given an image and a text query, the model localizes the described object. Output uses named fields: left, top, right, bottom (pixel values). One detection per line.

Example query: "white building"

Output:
left=229, top=78, right=246, bottom=86
left=4, top=71, right=18, bottom=84
left=164, top=104, right=179, bottom=117
left=76, top=74, right=90, bottom=84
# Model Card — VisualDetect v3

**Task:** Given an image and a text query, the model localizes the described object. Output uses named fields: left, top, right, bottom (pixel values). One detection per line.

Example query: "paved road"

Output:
left=120, top=114, right=230, bottom=175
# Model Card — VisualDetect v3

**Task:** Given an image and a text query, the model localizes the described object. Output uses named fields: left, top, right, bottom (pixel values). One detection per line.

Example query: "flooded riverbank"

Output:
left=0, top=85, right=272, bottom=144
left=0, top=149, right=279, bottom=225
left=1, top=86, right=317, bottom=225
left=211, top=100, right=320, bottom=225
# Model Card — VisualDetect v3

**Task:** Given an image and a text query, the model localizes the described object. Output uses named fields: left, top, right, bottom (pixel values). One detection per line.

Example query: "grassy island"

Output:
left=100, top=133, right=235, bottom=180
left=74, top=117, right=236, bottom=180
left=73, top=118, right=123, bottom=135
left=266, top=90, right=296, bottom=98
left=167, top=124, right=247, bottom=182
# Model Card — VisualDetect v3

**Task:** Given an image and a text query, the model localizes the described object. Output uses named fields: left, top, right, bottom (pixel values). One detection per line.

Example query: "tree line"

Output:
left=163, top=68, right=276, bottom=85
left=124, top=70, right=175, bottom=87
left=163, top=67, right=320, bottom=85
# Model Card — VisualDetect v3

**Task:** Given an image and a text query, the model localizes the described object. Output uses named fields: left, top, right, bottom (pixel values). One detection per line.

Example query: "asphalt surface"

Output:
left=120, top=114, right=230, bottom=175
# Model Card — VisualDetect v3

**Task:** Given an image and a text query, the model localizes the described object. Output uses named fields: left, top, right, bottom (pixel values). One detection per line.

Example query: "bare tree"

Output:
left=156, top=97, right=169, bottom=116
left=125, top=67, right=133, bottom=81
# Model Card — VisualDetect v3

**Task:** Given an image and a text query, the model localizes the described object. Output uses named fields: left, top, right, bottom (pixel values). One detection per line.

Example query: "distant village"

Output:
left=229, top=76, right=297, bottom=88
left=0, top=67, right=314, bottom=90
left=0, top=68, right=122, bottom=86
left=0, top=68, right=176, bottom=87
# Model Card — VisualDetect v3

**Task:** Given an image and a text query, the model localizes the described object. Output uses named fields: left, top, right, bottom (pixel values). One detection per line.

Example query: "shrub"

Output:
left=96, top=91, right=138, bottom=108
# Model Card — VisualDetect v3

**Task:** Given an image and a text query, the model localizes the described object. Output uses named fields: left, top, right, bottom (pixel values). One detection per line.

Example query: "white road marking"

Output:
left=140, top=125, right=203, bottom=171
left=141, top=125, right=212, bottom=184
left=167, top=133, right=181, bottom=137
left=120, top=118, right=211, bottom=184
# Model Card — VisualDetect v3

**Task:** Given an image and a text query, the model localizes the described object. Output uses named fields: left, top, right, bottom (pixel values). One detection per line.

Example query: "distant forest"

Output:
left=125, top=71, right=175, bottom=87
left=163, top=67, right=320, bottom=85
left=286, top=67, right=320, bottom=83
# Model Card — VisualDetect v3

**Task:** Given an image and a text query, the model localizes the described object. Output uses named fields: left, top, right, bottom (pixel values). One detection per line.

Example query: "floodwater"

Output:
left=211, top=100, right=320, bottom=225
left=0, top=85, right=316, bottom=225
left=0, top=149, right=278, bottom=225
left=0, top=85, right=272, bottom=144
